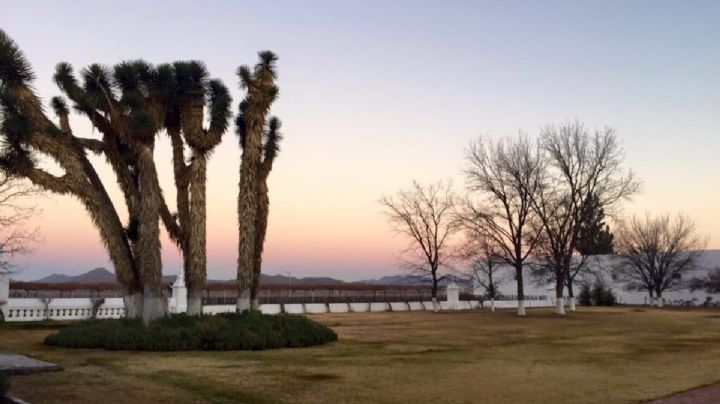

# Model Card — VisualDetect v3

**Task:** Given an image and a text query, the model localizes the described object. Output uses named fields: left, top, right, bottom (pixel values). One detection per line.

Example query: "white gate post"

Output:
left=445, top=281, right=460, bottom=310
left=171, top=270, right=187, bottom=314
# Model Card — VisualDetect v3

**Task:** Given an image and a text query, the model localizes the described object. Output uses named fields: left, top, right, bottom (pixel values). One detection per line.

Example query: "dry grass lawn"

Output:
left=2, top=307, right=720, bottom=403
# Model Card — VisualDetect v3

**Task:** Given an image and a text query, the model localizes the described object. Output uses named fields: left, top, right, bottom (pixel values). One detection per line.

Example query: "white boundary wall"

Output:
left=0, top=276, right=550, bottom=322
left=481, top=299, right=554, bottom=309
left=0, top=298, right=488, bottom=321
left=3, top=298, right=126, bottom=321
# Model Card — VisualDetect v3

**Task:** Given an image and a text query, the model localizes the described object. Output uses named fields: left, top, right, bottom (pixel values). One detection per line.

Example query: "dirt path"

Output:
left=652, top=383, right=720, bottom=404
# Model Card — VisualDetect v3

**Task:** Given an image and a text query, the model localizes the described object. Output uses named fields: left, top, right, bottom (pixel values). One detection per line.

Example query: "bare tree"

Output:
left=380, top=181, right=459, bottom=311
left=690, top=267, right=720, bottom=294
left=462, top=135, right=543, bottom=316
left=615, top=213, right=706, bottom=307
left=460, top=235, right=509, bottom=312
left=531, top=122, right=638, bottom=314
left=0, top=174, right=41, bottom=272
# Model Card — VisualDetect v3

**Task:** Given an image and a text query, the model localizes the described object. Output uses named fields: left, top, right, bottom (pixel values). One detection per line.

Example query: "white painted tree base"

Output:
left=186, top=295, right=202, bottom=316
left=142, top=295, right=166, bottom=326
left=123, top=292, right=143, bottom=319
left=237, top=289, right=251, bottom=313
left=517, top=301, right=526, bottom=316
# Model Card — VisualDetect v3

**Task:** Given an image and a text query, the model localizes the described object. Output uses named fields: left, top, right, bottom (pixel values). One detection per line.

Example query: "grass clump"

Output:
left=43, top=311, right=337, bottom=351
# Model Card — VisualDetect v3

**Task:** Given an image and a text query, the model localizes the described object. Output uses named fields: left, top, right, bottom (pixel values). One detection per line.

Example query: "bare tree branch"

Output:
left=0, top=173, right=42, bottom=272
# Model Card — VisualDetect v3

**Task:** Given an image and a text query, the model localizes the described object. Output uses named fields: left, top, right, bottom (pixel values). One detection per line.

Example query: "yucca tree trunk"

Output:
left=237, top=145, right=261, bottom=312
left=236, top=52, right=278, bottom=313
left=78, top=187, right=143, bottom=317
left=136, top=146, right=165, bottom=325
left=186, top=154, right=208, bottom=316
left=250, top=181, right=270, bottom=310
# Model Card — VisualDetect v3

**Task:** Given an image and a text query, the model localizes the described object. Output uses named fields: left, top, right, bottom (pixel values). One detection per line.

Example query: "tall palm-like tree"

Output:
left=166, top=61, right=232, bottom=315
left=236, top=51, right=279, bottom=311
left=250, top=117, right=282, bottom=308
left=53, top=60, right=177, bottom=324
left=0, top=30, right=143, bottom=316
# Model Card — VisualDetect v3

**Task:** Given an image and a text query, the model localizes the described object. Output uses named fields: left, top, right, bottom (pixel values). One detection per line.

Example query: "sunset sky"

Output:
left=2, top=0, right=719, bottom=281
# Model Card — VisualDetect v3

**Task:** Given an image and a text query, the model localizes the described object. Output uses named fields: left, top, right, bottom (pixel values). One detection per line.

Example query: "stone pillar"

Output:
left=171, top=271, right=187, bottom=314
left=445, top=281, right=460, bottom=310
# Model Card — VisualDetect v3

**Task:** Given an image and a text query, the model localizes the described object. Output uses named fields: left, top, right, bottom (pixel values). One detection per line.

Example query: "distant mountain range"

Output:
left=35, top=267, right=117, bottom=284
left=31, top=267, right=470, bottom=287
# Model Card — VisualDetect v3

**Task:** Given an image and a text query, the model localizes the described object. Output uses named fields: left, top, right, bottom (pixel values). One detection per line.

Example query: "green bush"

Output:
left=44, top=312, right=337, bottom=351
left=590, top=283, right=616, bottom=306
left=596, top=288, right=616, bottom=306
left=0, top=372, right=9, bottom=397
left=578, top=284, right=592, bottom=306
left=579, top=278, right=616, bottom=306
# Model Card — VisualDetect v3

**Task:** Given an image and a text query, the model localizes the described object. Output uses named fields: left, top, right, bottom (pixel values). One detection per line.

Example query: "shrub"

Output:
left=578, top=284, right=592, bottom=306
left=0, top=372, right=9, bottom=397
left=44, top=312, right=337, bottom=351
left=582, top=278, right=616, bottom=306
left=596, top=288, right=616, bottom=306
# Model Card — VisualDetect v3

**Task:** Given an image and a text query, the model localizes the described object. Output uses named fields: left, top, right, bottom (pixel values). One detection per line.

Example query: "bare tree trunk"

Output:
left=431, top=269, right=439, bottom=312
left=656, top=291, right=664, bottom=308
left=516, top=263, right=526, bottom=316
left=490, top=298, right=495, bottom=312
left=555, top=277, right=566, bottom=315
left=567, top=278, right=576, bottom=312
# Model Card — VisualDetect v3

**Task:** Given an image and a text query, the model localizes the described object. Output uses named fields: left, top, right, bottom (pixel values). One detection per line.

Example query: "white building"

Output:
left=473, top=250, right=720, bottom=306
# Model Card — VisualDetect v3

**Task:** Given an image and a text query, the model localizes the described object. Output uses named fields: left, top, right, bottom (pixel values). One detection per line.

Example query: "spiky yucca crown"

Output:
left=0, top=29, right=39, bottom=174
left=51, top=58, right=233, bottom=145
left=0, top=29, right=34, bottom=85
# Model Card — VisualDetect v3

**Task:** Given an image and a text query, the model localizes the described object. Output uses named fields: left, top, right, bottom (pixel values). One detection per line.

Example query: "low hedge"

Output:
left=44, top=312, right=337, bottom=351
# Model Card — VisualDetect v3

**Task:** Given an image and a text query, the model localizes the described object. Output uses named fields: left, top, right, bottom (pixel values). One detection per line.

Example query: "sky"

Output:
left=1, top=0, right=719, bottom=281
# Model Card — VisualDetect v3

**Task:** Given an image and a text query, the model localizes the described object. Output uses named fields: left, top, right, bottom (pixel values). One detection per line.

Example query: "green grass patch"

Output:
left=43, top=312, right=337, bottom=351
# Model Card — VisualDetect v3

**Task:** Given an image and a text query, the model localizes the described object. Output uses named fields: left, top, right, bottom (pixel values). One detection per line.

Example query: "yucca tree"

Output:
left=53, top=60, right=178, bottom=324
left=236, top=51, right=279, bottom=311
left=250, top=117, right=282, bottom=307
left=0, top=29, right=143, bottom=316
left=164, top=61, right=232, bottom=315
left=248, top=117, right=282, bottom=308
